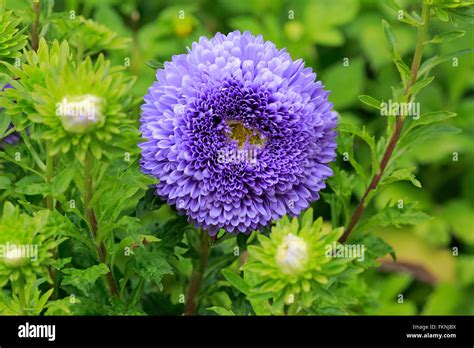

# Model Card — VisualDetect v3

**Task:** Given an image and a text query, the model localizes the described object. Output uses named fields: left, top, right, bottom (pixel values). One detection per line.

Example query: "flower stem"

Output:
left=340, top=2, right=431, bottom=243
left=45, top=142, right=54, bottom=210
left=129, top=277, right=145, bottom=307
left=184, top=229, right=209, bottom=315
left=84, top=151, right=120, bottom=297
left=31, top=0, right=40, bottom=52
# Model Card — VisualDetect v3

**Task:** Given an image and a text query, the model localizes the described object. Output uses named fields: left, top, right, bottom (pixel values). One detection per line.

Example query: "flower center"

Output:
left=227, top=120, right=264, bottom=148
left=275, top=234, right=308, bottom=275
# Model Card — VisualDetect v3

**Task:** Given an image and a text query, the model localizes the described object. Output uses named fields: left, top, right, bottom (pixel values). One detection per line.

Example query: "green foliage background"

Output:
left=0, top=0, right=473, bottom=316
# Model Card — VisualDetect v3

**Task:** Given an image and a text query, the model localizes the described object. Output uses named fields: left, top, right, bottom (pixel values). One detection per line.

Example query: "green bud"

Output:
left=56, top=95, right=105, bottom=133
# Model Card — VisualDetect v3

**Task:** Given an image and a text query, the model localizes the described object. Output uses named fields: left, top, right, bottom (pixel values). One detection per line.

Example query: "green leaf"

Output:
left=393, top=58, right=412, bottom=90
left=424, top=30, right=465, bottom=44
left=15, top=183, right=50, bottom=196
left=351, top=234, right=395, bottom=268
left=89, top=140, right=102, bottom=160
left=338, top=121, right=379, bottom=176
left=407, top=111, right=457, bottom=131
left=0, top=176, right=12, bottom=190
left=382, top=19, right=398, bottom=58
left=419, top=49, right=474, bottom=76
left=246, top=291, right=274, bottom=302
left=379, top=167, right=422, bottom=188
left=133, top=249, right=173, bottom=290
left=358, top=95, right=381, bottom=109
left=434, top=7, right=449, bottom=22
left=0, top=109, right=11, bottom=138
left=222, top=269, right=250, bottom=295
left=61, top=263, right=110, bottom=296
left=243, top=270, right=273, bottom=315
left=407, top=76, right=434, bottom=97
left=447, top=6, right=474, bottom=24
left=145, top=60, right=164, bottom=70
left=442, top=200, right=474, bottom=246
left=357, top=202, right=430, bottom=232
left=457, top=256, right=474, bottom=287
left=385, top=0, right=422, bottom=26
left=398, top=124, right=461, bottom=155
left=422, top=283, right=462, bottom=315
left=338, top=133, right=368, bottom=181
left=51, top=167, right=76, bottom=196
left=207, top=306, right=235, bottom=316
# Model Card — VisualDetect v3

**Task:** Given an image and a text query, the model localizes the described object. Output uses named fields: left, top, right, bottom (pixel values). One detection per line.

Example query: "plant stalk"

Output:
left=31, top=0, right=40, bottom=52
left=84, top=151, right=120, bottom=297
left=184, top=229, right=209, bottom=315
left=340, top=3, right=431, bottom=243
left=45, top=142, right=54, bottom=210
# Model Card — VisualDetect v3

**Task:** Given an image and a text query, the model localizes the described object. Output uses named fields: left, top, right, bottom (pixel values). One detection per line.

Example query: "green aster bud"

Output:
left=56, top=95, right=105, bottom=133
left=3, top=246, right=29, bottom=268
left=275, top=233, right=309, bottom=275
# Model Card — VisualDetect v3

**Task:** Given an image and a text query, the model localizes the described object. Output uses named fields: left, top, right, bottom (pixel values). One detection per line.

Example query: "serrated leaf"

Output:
left=61, top=263, right=110, bottom=296
left=133, top=249, right=173, bottom=290
left=379, top=167, right=421, bottom=188
left=351, top=234, right=395, bottom=268
left=357, top=202, right=430, bottom=232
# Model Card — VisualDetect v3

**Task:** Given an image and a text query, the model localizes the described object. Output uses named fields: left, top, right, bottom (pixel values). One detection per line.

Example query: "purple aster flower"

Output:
left=1, top=83, right=20, bottom=148
left=139, top=31, right=337, bottom=235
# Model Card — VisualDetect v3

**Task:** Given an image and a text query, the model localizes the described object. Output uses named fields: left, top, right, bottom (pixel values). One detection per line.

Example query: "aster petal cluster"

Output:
left=140, top=31, right=337, bottom=235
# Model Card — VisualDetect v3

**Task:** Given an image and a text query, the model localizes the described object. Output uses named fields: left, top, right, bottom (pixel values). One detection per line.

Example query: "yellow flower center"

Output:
left=227, top=121, right=264, bottom=148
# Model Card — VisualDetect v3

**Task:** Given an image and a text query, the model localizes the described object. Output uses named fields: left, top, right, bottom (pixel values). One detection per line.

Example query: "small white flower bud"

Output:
left=56, top=94, right=105, bottom=133
left=3, top=246, right=28, bottom=268
left=275, top=234, right=308, bottom=275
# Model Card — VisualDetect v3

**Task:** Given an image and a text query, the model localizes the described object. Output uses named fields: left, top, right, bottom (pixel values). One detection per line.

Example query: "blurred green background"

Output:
left=5, top=0, right=474, bottom=315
